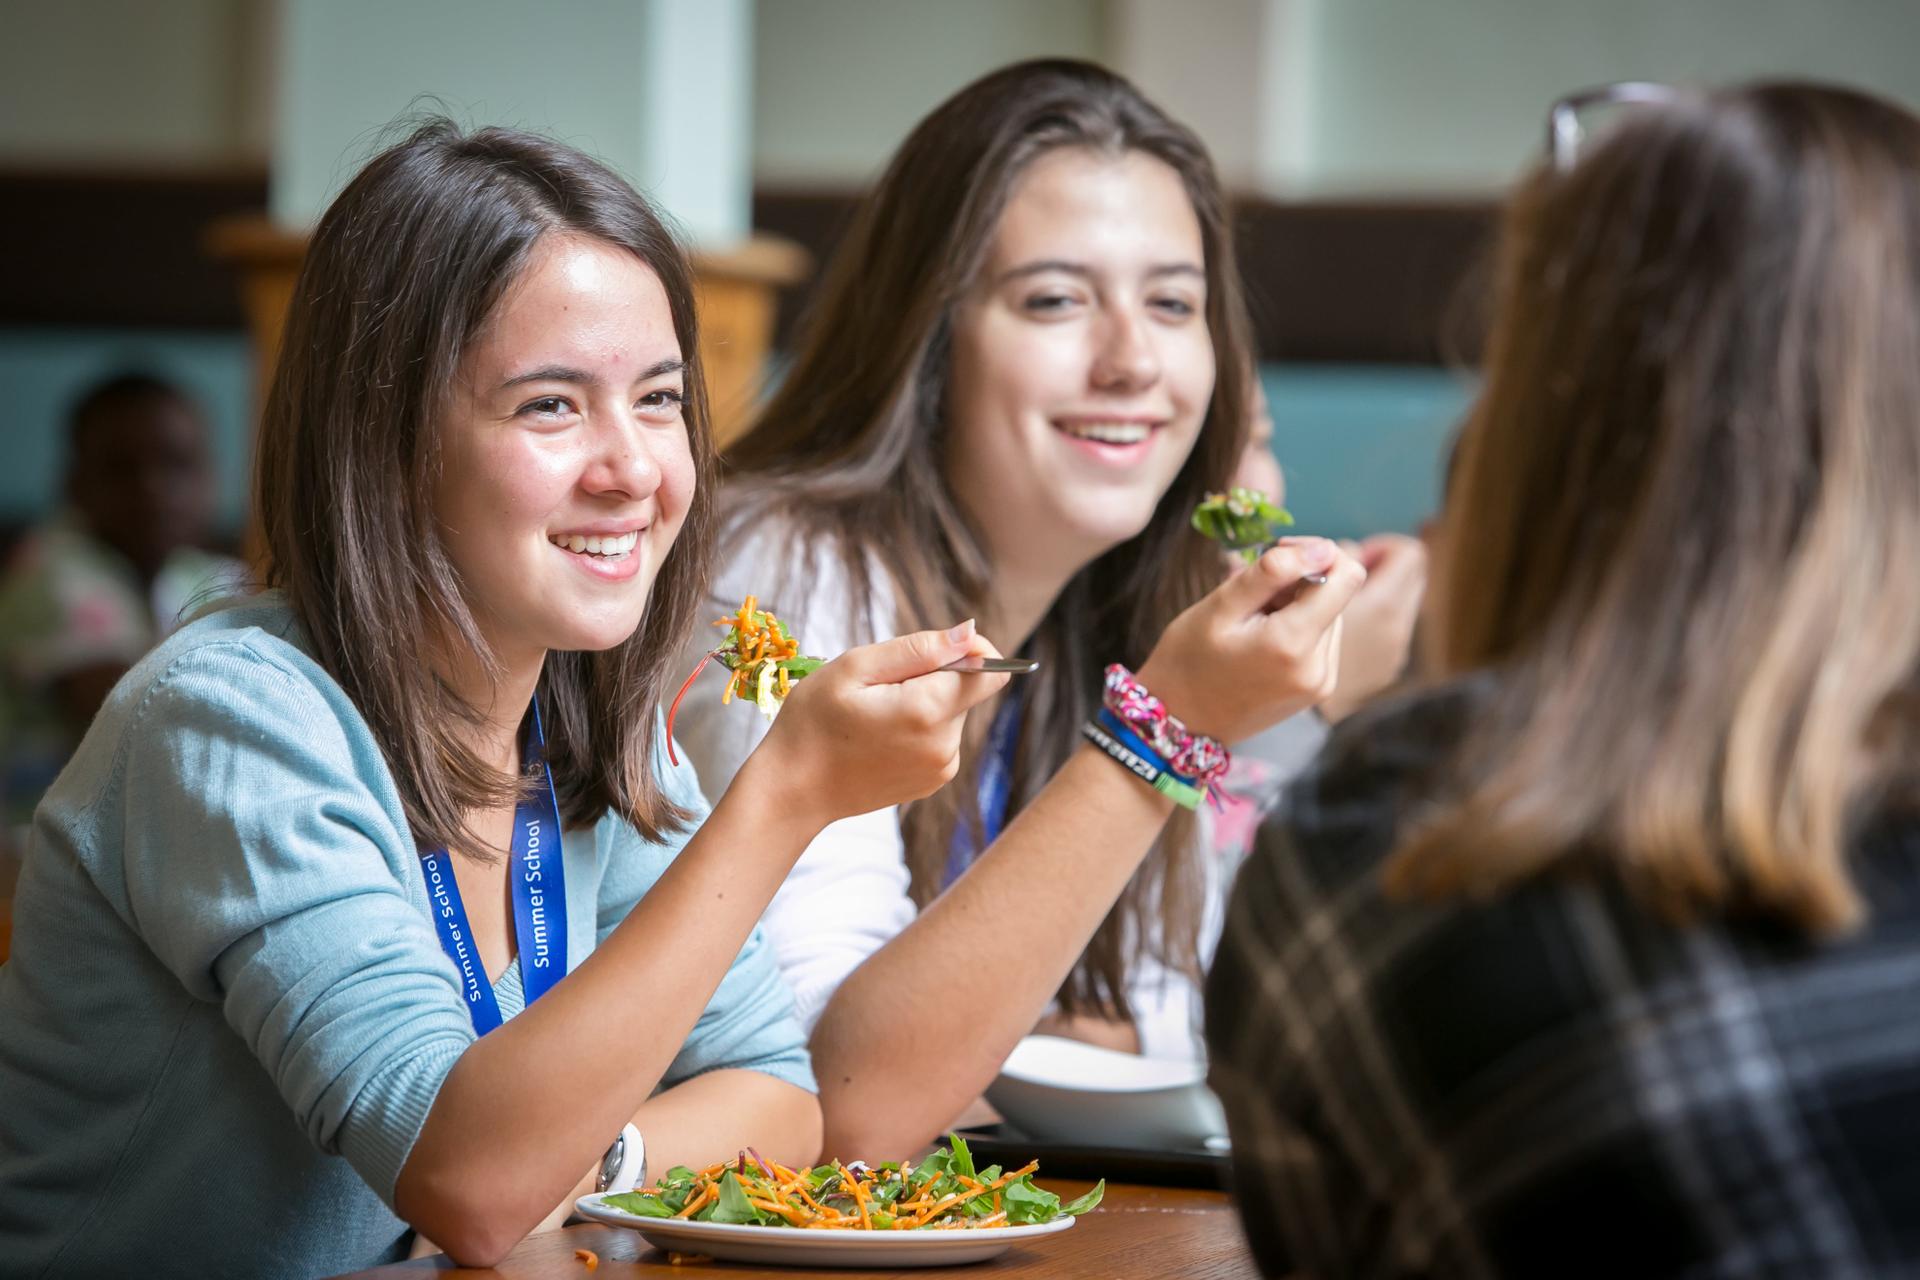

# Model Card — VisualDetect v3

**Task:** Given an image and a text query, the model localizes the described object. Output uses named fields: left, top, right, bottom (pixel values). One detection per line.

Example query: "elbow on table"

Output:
left=438, top=1231, right=519, bottom=1270
left=395, top=1170, right=535, bottom=1268
left=413, top=1214, right=523, bottom=1269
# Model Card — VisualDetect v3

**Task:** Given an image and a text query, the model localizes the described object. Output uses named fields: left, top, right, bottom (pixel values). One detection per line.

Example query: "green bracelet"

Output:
left=1080, top=718, right=1204, bottom=810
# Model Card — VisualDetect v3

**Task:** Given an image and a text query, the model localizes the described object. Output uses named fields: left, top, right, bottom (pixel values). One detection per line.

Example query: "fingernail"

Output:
left=1293, top=539, right=1337, bottom=571
left=946, top=619, right=976, bottom=644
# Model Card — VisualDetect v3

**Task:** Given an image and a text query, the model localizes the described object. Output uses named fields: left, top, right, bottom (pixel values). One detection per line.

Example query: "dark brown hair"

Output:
left=1394, top=82, right=1920, bottom=931
left=725, top=60, right=1254, bottom=1015
left=256, top=119, right=716, bottom=853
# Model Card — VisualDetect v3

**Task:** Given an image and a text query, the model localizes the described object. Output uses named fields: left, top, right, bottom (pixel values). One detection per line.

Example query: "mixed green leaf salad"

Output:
left=600, top=1134, right=1104, bottom=1231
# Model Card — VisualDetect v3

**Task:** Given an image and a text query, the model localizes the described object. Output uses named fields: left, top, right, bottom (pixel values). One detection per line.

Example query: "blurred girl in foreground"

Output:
left=0, top=121, right=1001, bottom=1275
left=1209, top=81, right=1920, bottom=1278
left=676, top=58, right=1376, bottom=1159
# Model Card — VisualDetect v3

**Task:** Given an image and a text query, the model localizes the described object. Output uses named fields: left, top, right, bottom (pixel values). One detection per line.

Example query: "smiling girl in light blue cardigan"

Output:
left=0, top=120, right=1004, bottom=1278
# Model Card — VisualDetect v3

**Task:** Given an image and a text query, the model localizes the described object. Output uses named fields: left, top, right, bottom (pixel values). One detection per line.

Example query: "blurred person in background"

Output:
left=677, top=58, right=1367, bottom=1160
left=0, top=373, right=244, bottom=847
left=1208, top=81, right=1920, bottom=1278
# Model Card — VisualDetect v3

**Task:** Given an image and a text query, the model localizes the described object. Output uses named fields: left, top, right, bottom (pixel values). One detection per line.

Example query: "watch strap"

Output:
left=599, top=1123, right=645, bottom=1195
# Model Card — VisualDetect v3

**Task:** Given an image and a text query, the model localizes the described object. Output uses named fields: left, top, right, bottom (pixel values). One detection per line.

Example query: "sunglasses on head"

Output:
left=1546, top=81, right=1682, bottom=171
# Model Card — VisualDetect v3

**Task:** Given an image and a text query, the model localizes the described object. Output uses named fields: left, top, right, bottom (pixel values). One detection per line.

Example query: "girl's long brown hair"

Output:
left=725, top=59, right=1253, bottom=1016
left=1393, top=82, right=1920, bottom=931
left=256, top=119, right=717, bottom=854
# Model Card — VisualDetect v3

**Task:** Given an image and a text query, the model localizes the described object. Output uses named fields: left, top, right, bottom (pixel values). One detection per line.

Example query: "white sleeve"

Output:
left=1125, top=803, right=1240, bottom=1063
left=1128, top=953, right=1206, bottom=1063
left=759, top=811, right=917, bottom=1030
left=671, top=520, right=918, bottom=1031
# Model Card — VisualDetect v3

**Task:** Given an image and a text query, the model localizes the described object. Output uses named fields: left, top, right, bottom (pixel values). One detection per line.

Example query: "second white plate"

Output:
left=986, top=1034, right=1228, bottom=1149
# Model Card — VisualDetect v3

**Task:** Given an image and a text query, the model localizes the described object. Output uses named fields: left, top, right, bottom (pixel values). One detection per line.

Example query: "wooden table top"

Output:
left=328, top=1180, right=1256, bottom=1279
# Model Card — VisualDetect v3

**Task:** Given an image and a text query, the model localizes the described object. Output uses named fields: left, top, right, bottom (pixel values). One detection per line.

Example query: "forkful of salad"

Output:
left=1191, top=487, right=1329, bottom=584
left=666, top=595, right=1036, bottom=764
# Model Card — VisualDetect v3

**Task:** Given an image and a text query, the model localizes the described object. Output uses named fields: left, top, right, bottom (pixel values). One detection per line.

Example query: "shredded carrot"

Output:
left=675, top=1185, right=717, bottom=1219
left=574, top=1247, right=599, bottom=1271
left=785, top=1180, right=833, bottom=1218
left=905, top=1166, right=1028, bottom=1227
left=748, top=1197, right=811, bottom=1225
left=907, top=1190, right=969, bottom=1227
left=850, top=1176, right=874, bottom=1231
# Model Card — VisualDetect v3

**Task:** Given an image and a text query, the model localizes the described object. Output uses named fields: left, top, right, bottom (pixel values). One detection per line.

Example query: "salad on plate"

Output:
left=598, top=1134, right=1104, bottom=1231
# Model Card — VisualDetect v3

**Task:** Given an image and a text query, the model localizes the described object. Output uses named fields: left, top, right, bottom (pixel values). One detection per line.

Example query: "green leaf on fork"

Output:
left=1191, top=487, right=1295, bottom=563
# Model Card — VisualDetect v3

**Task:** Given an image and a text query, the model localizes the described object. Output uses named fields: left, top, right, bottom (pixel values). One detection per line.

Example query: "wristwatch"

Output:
left=597, top=1123, right=646, bottom=1195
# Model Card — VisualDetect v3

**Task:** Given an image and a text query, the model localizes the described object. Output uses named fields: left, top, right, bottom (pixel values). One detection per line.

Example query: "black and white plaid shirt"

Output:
left=1206, top=681, right=1920, bottom=1279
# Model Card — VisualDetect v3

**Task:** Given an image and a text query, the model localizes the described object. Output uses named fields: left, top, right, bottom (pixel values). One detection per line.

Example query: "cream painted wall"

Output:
left=1293, top=0, right=1920, bottom=194
left=13, top=0, right=1920, bottom=198
left=271, top=0, right=752, bottom=241
left=0, top=0, right=265, bottom=166
left=750, top=0, right=1103, bottom=185
left=1106, top=0, right=1270, bottom=191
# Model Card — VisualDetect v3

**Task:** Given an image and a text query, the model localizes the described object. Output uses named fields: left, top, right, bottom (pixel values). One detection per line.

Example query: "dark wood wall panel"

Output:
left=753, top=188, right=1500, bottom=365
left=0, top=168, right=268, bottom=330
left=1234, top=200, right=1498, bottom=364
left=3, top=170, right=1498, bottom=365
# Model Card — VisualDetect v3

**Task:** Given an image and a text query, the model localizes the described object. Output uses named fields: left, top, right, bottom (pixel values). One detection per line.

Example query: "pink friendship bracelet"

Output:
left=1101, top=665, right=1232, bottom=795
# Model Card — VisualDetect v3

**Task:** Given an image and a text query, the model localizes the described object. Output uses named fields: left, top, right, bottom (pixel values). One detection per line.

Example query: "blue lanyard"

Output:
left=419, top=700, right=569, bottom=1036
left=944, top=694, right=1024, bottom=887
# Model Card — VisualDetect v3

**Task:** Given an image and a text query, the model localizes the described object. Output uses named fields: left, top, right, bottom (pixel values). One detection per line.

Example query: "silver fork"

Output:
left=942, top=656, right=1040, bottom=675
left=1224, top=539, right=1330, bottom=586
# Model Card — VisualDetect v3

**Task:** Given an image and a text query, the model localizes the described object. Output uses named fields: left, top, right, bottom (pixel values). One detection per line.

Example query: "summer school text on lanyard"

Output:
left=418, top=700, right=569, bottom=1036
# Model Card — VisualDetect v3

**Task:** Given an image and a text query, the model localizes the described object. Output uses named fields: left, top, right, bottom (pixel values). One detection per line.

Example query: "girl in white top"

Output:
left=677, top=59, right=1374, bottom=1159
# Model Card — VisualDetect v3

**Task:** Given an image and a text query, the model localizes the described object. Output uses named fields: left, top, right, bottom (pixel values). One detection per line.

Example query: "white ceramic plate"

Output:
left=985, top=1034, right=1229, bottom=1149
left=574, top=1193, right=1077, bottom=1267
